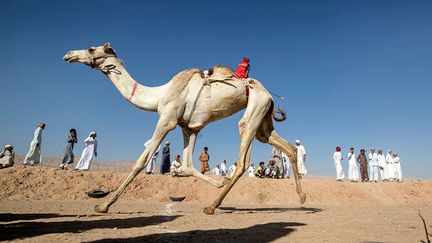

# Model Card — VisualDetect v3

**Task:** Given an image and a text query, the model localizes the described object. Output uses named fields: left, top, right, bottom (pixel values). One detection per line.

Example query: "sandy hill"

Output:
left=1, top=165, right=431, bottom=206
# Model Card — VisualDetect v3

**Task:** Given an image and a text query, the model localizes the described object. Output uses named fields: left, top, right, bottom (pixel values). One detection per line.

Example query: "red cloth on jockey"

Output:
left=233, top=58, right=250, bottom=79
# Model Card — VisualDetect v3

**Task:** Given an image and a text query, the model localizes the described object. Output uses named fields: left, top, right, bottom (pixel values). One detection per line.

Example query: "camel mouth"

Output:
left=63, top=55, right=79, bottom=63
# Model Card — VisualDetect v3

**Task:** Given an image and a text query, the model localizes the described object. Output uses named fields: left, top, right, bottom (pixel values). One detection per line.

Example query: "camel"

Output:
left=63, top=43, right=306, bottom=215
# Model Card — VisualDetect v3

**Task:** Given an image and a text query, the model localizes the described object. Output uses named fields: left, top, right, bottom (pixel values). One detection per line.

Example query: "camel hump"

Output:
left=210, top=65, right=234, bottom=77
left=170, top=68, right=201, bottom=87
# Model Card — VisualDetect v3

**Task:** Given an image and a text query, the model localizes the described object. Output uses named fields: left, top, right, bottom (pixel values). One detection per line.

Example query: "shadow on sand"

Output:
left=0, top=213, right=75, bottom=222
left=86, top=221, right=306, bottom=243
left=218, top=206, right=324, bottom=214
left=0, top=214, right=181, bottom=241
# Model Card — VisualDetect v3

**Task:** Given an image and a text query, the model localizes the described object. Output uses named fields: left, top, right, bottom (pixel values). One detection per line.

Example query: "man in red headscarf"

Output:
left=233, top=57, right=250, bottom=79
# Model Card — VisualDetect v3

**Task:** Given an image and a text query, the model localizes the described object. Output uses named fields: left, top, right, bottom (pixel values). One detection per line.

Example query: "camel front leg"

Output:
left=268, top=131, right=306, bottom=204
left=94, top=118, right=176, bottom=213
left=179, top=127, right=227, bottom=188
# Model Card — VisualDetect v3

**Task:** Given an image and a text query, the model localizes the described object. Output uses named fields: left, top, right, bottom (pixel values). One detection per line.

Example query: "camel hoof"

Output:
left=299, top=193, right=307, bottom=205
left=94, top=204, right=109, bottom=213
left=203, top=206, right=215, bottom=215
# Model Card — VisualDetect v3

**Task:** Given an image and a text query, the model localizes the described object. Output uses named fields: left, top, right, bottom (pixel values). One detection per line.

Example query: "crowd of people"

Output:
left=333, top=147, right=403, bottom=183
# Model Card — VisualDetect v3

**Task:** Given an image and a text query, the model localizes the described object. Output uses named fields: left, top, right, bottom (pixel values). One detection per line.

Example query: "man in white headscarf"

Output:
left=0, top=144, right=15, bottom=168
left=220, top=160, right=228, bottom=176
left=295, top=139, right=307, bottom=177
left=75, top=131, right=97, bottom=171
left=348, top=147, right=359, bottom=182
left=144, top=139, right=160, bottom=174
left=247, top=163, right=255, bottom=177
left=377, top=149, right=387, bottom=181
left=393, top=152, right=402, bottom=182
left=228, top=162, right=237, bottom=178
left=23, top=122, right=45, bottom=165
left=386, top=150, right=395, bottom=181
left=368, top=148, right=379, bottom=183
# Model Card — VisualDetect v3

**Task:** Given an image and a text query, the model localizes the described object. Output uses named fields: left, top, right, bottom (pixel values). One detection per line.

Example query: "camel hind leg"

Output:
left=204, top=98, right=270, bottom=215
left=94, top=118, right=176, bottom=213
left=255, top=112, right=306, bottom=205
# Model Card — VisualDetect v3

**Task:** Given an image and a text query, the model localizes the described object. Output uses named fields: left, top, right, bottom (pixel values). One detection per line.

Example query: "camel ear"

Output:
left=103, top=43, right=116, bottom=55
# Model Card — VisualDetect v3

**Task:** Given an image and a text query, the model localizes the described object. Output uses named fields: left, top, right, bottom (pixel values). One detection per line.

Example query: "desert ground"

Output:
left=0, top=158, right=431, bottom=242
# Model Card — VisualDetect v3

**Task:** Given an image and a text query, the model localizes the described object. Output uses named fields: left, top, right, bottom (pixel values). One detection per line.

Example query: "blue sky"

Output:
left=1, top=0, right=431, bottom=178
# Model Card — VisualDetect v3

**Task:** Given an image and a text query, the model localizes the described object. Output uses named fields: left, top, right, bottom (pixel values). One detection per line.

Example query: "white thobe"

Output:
left=220, top=163, right=228, bottom=176
left=386, top=153, right=395, bottom=180
left=377, top=154, right=387, bottom=180
left=247, top=165, right=254, bottom=177
left=393, top=156, right=402, bottom=181
left=75, top=137, right=97, bottom=170
left=368, top=152, right=379, bottom=182
left=229, top=165, right=236, bottom=178
left=282, top=152, right=291, bottom=178
left=170, top=160, right=182, bottom=175
left=212, top=167, right=221, bottom=176
left=296, top=145, right=307, bottom=175
left=144, top=139, right=160, bottom=173
left=23, top=127, right=43, bottom=165
left=333, top=151, right=345, bottom=180
left=348, top=152, right=359, bottom=181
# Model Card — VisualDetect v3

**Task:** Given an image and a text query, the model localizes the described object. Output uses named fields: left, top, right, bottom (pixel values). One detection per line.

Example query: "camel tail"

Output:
left=272, top=104, right=287, bottom=122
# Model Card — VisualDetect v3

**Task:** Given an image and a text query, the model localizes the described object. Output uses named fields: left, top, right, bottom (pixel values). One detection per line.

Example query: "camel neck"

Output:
left=102, top=57, right=163, bottom=112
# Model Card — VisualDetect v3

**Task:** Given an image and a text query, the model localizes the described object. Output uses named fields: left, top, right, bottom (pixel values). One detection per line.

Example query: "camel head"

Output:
left=63, top=43, right=117, bottom=69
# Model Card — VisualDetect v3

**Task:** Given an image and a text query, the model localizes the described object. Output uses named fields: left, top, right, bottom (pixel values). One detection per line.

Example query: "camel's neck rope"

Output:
left=90, top=56, right=121, bottom=75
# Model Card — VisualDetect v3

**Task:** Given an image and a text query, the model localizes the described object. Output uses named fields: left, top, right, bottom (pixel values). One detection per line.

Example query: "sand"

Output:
left=0, top=164, right=431, bottom=242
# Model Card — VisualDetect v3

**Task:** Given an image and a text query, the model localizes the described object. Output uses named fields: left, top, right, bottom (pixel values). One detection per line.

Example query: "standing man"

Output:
left=23, top=122, right=45, bottom=165
left=295, top=139, right=307, bottom=177
left=75, top=131, right=97, bottom=171
left=220, top=160, right=228, bottom=176
left=229, top=162, right=237, bottom=178
left=0, top=144, right=15, bottom=169
left=377, top=149, right=387, bottom=181
left=357, top=149, right=369, bottom=182
left=393, top=152, right=402, bottom=182
left=369, top=148, right=379, bottom=183
left=386, top=150, right=395, bottom=181
left=348, top=147, right=359, bottom=182
left=160, top=141, right=171, bottom=174
left=282, top=151, right=291, bottom=179
left=333, top=146, right=345, bottom=181
left=144, top=139, right=161, bottom=175
left=59, top=129, right=78, bottom=169
left=272, top=146, right=284, bottom=178
left=199, top=147, right=211, bottom=174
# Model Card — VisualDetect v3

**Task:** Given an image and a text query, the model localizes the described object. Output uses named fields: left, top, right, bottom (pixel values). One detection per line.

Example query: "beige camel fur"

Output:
left=63, top=43, right=306, bottom=214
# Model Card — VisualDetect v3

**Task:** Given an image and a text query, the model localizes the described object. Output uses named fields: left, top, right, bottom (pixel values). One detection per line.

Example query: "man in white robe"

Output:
left=295, top=139, right=307, bottom=176
left=75, top=131, right=97, bottom=171
left=282, top=151, right=291, bottom=179
left=212, top=164, right=222, bottom=176
left=0, top=144, right=15, bottom=168
left=170, top=155, right=182, bottom=176
left=228, top=162, right=237, bottom=178
left=368, top=148, right=379, bottom=183
left=247, top=163, right=255, bottom=177
left=144, top=139, right=161, bottom=174
left=393, top=152, right=402, bottom=182
left=348, top=147, right=359, bottom=182
left=333, top=146, right=345, bottom=181
left=23, top=122, right=45, bottom=165
left=220, top=160, right=228, bottom=176
left=386, top=150, right=395, bottom=181
left=377, top=149, right=387, bottom=181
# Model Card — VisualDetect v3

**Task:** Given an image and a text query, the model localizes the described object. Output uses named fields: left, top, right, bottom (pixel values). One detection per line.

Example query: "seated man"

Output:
left=265, top=160, right=280, bottom=179
left=0, top=144, right=15, bottom=169
left=255, top=161, right=266, bottom=178
left=170, top=155, right=182, bottom=177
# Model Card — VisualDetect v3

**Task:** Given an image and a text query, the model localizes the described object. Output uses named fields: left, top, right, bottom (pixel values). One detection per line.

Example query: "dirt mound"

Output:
left=1, top=166, right=431, bottom=206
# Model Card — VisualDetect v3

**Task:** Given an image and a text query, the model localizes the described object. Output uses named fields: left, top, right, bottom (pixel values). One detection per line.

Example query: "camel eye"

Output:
left=88, top=47, right=96, bottom=53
